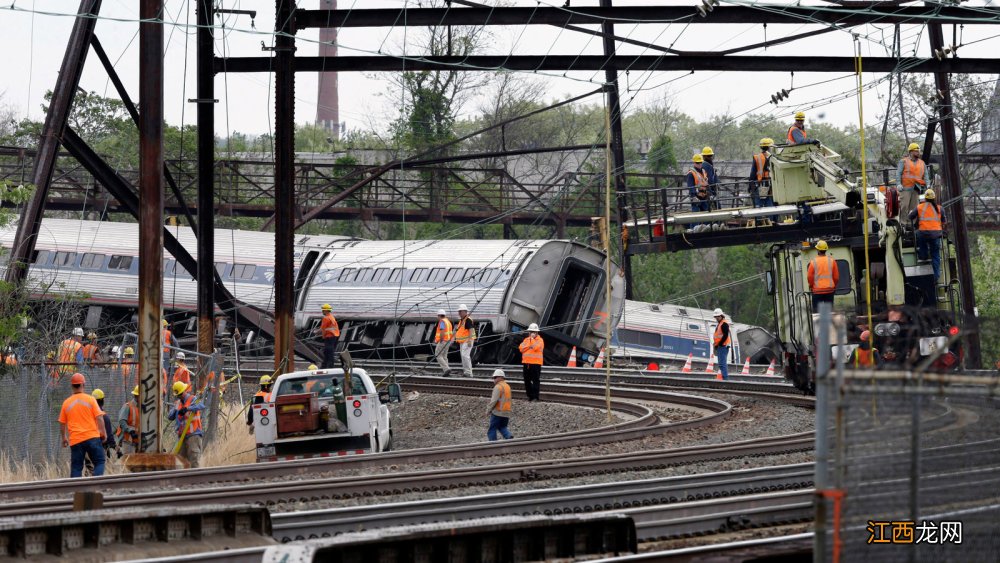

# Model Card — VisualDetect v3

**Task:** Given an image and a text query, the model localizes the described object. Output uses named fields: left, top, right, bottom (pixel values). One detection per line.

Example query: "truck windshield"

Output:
left=277, top=374, right=368, bottom=397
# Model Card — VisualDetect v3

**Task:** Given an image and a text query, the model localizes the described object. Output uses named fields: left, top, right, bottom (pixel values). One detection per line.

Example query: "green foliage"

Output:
left=0, top=181, right=36, bottom=352
left=971, top=233, right=1000, bottom=365
left=646, top=135, right=678, bottom=175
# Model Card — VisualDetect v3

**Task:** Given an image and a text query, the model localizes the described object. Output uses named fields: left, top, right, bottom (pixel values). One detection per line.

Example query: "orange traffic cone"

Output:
left=681, top=353, right=693, bottom=373
left=715, top=372, right=723, bottom=380
left=741, top=358, right=751, bottom=375
left=765, top=358, right=777, bottom=376
left=567, top=346, right=577, bottom=368
left=593, top=348, right=605, bottom=368
left=705, top=353, right=716, bottom=374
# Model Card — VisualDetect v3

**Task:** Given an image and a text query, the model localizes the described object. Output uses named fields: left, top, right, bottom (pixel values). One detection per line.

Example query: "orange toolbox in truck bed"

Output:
left=275, top=393, right=320, bottom=436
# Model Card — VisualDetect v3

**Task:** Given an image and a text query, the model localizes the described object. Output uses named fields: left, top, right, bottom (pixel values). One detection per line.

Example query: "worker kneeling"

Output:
left=168, top=381, right=206, bottom=468
left=486, top=370, right=513, bottom=441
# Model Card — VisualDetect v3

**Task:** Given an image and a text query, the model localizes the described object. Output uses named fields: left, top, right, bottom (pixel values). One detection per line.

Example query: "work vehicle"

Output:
left=252, top=367, right=391, bottom=462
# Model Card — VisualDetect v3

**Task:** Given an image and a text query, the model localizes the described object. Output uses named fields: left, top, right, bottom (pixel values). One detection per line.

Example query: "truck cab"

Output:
left=253, top=367, right=391, bottom=462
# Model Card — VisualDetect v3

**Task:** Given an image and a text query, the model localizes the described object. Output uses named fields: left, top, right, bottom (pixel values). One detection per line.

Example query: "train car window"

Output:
left=464, top=268, right=481, bottom=282
left=51, top=252, right=77, bottom=267
left=338, top=268, right=355, bottom=282
left=480, top=268, right=500, bottom=284
left=232, top=264, right=256, bottom=280
left=80, top=253, right=105, bottom=269
left=445, top=268, right=463, bottom=283
left=834, top=259, right=851, bottom=295
left=108, top=255, right=133, bottom=271
left=618, top=328, right=660, bottom=348
left=427, top=268, right=445, bottom=283
left=688, top=324, right=701, bottom=331
left=388, top=268, right=403, bottom=283
left=410, top=268, right=428, bottom=283
left=372, top=268, right=389, bottom=283
left=358, top=268, right=374, bottom=282
left=34, top=250, right=51, bottom=264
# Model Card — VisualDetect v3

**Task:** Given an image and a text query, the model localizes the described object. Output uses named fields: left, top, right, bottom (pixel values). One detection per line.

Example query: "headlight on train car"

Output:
left=874, top=323, right=899, bottom=337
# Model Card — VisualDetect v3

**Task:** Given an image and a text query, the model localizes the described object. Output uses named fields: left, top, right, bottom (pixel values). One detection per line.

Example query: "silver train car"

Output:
left=0, top=219, right=626, bottom=365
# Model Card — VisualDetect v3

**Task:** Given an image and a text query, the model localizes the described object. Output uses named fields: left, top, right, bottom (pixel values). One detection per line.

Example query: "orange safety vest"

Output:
left=172, top=365, right=191, bottom=385
left=713, top=320, right=731, bottom=348
left=688, top=168, right=709, bottom=198
left=854, top=347, right=876, bottom=368
left=753, top=152, right=771, bottom=181
left=116, top=402, right=140, bottom=444
left=254, top=389, right=272, bottom=403
left=321, top=313, right=341, bottom=338
left=434, top=318, right=454, bottom=343
left=3, top=354, right=16, bottom=366
left=120, top=362, right=134, bottom=380
left=810, top=255, right=837, bottom=294
left=455, top=316, right=475, bottom=343
left=175, top=393, right=202, bottom=435
left=57, top=339, right=82, bottom=374
left=518, top=334, right=544, bottom=365
left=82, top=344, right=100, bottom=365
left=916, top=202, right=942, bottom=232
left=162, top=329, right=172, bottom=354
left=787, top=125, right=807, bottom=144
left=495, top=381, right=512, bottom=412
left=901, top=158, right=927, bottom=189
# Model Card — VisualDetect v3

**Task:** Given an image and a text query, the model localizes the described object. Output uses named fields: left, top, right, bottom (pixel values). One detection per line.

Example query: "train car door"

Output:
left=295, top=251, right=330, bottom=311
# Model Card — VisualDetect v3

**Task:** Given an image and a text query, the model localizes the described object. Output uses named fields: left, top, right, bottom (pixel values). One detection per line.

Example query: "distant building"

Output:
left=316, top=0, right=343, bottom=139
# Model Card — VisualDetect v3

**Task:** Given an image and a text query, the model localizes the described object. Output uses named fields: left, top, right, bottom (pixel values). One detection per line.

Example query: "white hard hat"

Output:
left=175, top=351, right=186, bottom=360
left=527, top=323, right=540, bottom=332
left=437, top=309, right=447, bottom=316
left=72, top=327, right=84, bottom=337
left=458, top=304, right=468, bottom=311
left=713, top=308, right=725, bottom=317
left=492, top=369, right=505, bottom=379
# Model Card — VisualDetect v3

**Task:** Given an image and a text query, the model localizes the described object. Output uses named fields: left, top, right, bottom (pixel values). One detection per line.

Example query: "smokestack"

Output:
left=316, top=0, right=340, bottom=139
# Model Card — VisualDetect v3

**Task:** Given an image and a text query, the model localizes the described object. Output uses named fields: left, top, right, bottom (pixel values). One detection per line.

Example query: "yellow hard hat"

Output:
left=816, top=240, right=829, bottom=251
left=321, top=303, right=332, bottom=311
left=92, top=389, right=105, bottom=400
left=924, top=188, right=936, bottom=200
left=124, top=347, right=134, bottom=355
left=172, top=381, right=189, bottom=396
left=760, top=137, right=774, bottom=148
left=692, top=154, right=704, bottom=164
left=260, top=375, right=272, bottom=385
left=307, top=364, right=318, bottom=371
left=162, top=319, right=168, bottom=327
left=794, top=111, right=806, bottom=120
left=87, top=332, right=97, bottom=340
left=132, top=385, right=140, bottom=397
left=907, top=142, right=920, bottom=152
left=701, top=146, right=714, bottom=156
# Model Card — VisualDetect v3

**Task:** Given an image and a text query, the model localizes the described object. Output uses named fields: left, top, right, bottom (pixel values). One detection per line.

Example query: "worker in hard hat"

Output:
left=749, top=138, right=775, bottom=208
left=91, top=389, right=119, bottom=460
left=847, top=330, right=882, bottom=369
left=807, top=240, right=840, bottom=312
left=433, top=309, right=454, bottom=376
left=518, top=323, right=545, bottom=401
left=247, top=375, right=274, bottom=428
left=172, top=351, right=192, bottom=386
left=316, top=304, right=340, bottom=369
left=57, top=328, right=85, bottom=375
left=712, top=309, right=731, bottom=381
left=897, top=142, right=930, bottom=224
left=58, top=373, right=107, bottom=477
left=167, top=381, right=205, bottom=468
left=117, top=386, right=141, bottom=454
left=486, top=369, right=513, bottom=441
left=455, top=305, right=476, bottom=378
left=81, top=332, right=102, bottom=367
left=687, top=154, right=711, bottom=214
left=701, top=147, right=720, bottom=209
left=161, top=319, right=177, bottom=373
left=787, top=111, right=808, bottom=145
left=307, top=364, right=318, bottom=371
left=120, top=346, right=136, bottom=384
left=909, top=188, right=946, bottom=282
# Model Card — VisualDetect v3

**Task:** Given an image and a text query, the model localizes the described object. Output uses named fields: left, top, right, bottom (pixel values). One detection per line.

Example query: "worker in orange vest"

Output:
left=172, top=351, right=192, bottom=386
left=807, top=240, right=840, bottom=312
left=57, top=328, right=85, bottom=375
left=120, top=347, right=136, bottom=384
left=748, top=138, right=775, bottom=207
left=58, top=373, right=107, bottom=477
left=433, top=309, right=453, bottom=377
left=317, top=303, right=340, bottom=369
left=787, top=111, right=808, bottom=145
left=246, top=375, right=273, bottom=428
left=687, top=154, right=711, bottom=213
left=455, top=304, right=476, bottom=378
left=712, top=309, right=731, bottom=381
left=897, top=142, right=930, bottom=225
left=162, top=319, right=177, bottom=373
left=1, top=347, right=16, bottom=368
left=167, top=381, right=205, bottom=468
left=81, top=332, right=102, bottom=367
left=486, top=369, right=513, bottom=441
left=909, top=188, right=946, bottom=282
left=848, top=330, right=881, bottom=369
left=518, top=323, right=544, bottom=401
left=117, top=386, right=141, bottom=454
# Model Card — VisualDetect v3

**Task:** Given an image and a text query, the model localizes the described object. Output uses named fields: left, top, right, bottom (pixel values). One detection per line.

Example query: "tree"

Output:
left=645, top=135, right=678, bottom=175
left=0, top=180, right=35, bottom=365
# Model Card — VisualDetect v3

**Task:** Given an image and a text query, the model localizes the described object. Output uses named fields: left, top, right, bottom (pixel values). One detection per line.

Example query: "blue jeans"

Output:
left=488, top=414, right=513, bottom=441
left=716, top=345, right=729, bottom=380
left=70, top=437, right=105, bottom=478
left=691, top=200, right=709, bottom=213
left=916, top=234, right=941, bottom=281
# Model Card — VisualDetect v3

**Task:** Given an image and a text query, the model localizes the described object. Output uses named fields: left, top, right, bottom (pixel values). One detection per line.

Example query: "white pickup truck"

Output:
left=252, top=368, right=392, bottom=462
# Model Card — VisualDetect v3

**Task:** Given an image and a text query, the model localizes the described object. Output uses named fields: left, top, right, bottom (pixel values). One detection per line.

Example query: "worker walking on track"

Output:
left=247, top=375, right=273, bottom=428
left=848, top=330, right=882, bottom=369
left=807, top=240, right=840, bottom=311
left=58, top=373, right=107, bottom=478
left=318, top=304, right=340, bottom=369
left=172, top=352, right=192, bottom=386
left=486, top=369, right=513, bottom=441
left=910, top=188, right=946, bottom=282
left=167, top=381, right=205, bottom=468
left=434, top=309, right=453, bottom=377
left=57, top=328, right=85, bottom=375
left=117, top=386, right=141, bottom=454
left=518, top=323, right=544, bottom=401
left=162, top=319, right=176, bottom=373
left=787, top=111, right=808, bottom=145
left=701, top=147, right=720, bottom=209
left=897, top=142, right=930, bottom=224
left=455, top=305, right=476, bottom=378
left=712, top=309, right=731, bottom=381
left=687, top=154, right=711, bottom=213
left=82, top=333, right=102, bottom=367
left=749, top=138, right=775, bottom=208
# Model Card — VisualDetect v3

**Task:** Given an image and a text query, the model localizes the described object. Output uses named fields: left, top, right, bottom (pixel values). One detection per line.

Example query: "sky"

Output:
left=1, top=1, right=998, bottom=143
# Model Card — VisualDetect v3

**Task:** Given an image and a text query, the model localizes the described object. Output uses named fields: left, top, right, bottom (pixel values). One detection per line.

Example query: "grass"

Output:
left=0, top=401, right=257, bottom=483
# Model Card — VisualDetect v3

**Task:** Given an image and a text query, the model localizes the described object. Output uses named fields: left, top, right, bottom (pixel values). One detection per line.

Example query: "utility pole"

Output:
left=273, top=0, right=297, bottom=374
left=195, top=0, right=216, bottom=379
left=599, top=0, right=634, bottom=299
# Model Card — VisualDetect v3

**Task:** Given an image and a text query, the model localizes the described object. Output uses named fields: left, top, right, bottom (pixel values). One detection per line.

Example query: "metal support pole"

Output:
left=928, top=23, right=981, bottom=368
left=138, top=0, right=164, bottom=453
left=273, top=0, right=297, bottom=374
left=598, top=0, right=633, bottom=299
left=196, top=0, right=217, bottom=374
left=814, top=302, right=832, bottom=563
left=5, top=0, right=102, bottom=285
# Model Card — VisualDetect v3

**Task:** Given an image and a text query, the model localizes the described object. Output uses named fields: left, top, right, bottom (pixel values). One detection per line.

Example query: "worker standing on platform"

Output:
left=749, top=138, right=775, bottom=208
left=787, top=111, right=808, bottom=145
left=117, top=386, right=141, bottom=454
left=455, top=305, right=476, bottom=378
left=433, top=310, right=453, bottom=377
left=57, top=328, right=85, bottom=375
left=518, top=323, right=544, bottom=401
left=246, top=375, right=273, bottom=428
left=712, top=309, right=731, bottom=381
left=81, top=333, right=101, bottom=367
left=807, top=240, right=840, bottom=311
left=701, top=147, right=720, bottom=209
left=910, top=188, right=946, bottom=282
left=486, top=369, right=513, bottom=441
left=318, top=304, right=340, bottom=369
left=172, top=352, right=192, bottom=386
left=58, top=373, right=107, bottom=478
left=168, top=381, right=205, bottom=468
left=897, top=143, right=930, bottom=224
left=162, top=320, right=177, bottom=373
left=687, top=154, right=710, bottom=213
left=848, top=330, right=882, bottom=369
